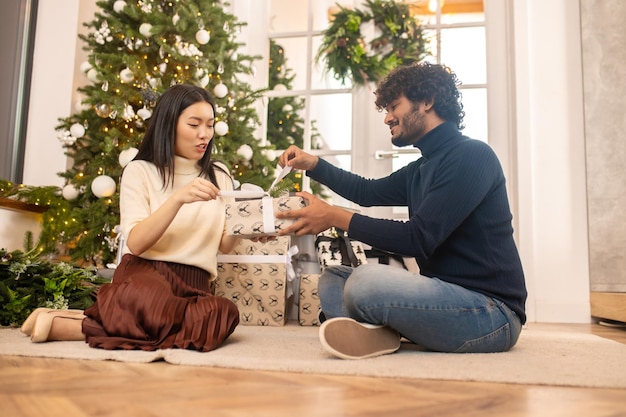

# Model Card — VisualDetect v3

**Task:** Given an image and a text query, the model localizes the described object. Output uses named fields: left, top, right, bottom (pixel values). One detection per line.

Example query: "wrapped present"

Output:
left=315, top=228, right=368, bottom=271
left=298, top=273, right=321, bottom=326
left=224, top=195, right=306, bottom=238
left=216, top=237, right=298, bottom=326
left=364, top=246, right=408, bottom=270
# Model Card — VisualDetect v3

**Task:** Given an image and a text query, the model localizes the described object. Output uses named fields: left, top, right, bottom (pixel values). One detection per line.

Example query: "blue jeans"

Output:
left=318, top=264, right=522, bottom=353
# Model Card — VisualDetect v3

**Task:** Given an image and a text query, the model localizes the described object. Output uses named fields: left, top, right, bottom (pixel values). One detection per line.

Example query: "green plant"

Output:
left=0, top=248, right=107, bottom=326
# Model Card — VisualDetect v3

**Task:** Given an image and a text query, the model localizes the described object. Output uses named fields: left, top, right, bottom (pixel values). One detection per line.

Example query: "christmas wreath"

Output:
left=316, top=0, right=429, bottom=87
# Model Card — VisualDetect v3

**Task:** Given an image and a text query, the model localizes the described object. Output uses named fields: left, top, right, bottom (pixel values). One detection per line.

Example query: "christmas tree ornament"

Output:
left=113, top=0, right=126, bottom=13
left=94, top=103, right=112, bottom=118
left=273, top=84, right=287, bottom=91
left=282, top=104, right=293, bottom=112
left=62, top=184, right=80, bottom=201
left=214, top=120, right=229, bottom=136
left=122, top=104, right=135, bottom=121
left=195, top=29, right=210, bottom=45
left=137, top=107, right=152, bottom=120
left=172, top=14, right=180, bottom=25
left=91, top=175, right=117, bottom=198
left=118, top=147, right=139, bottom=167
left=198, top=74, right=209, bottom=87
left=69, top=123, right=85, bottom=138
left=262, top=149, right=277, bottom=161
left=56, top=130, right=76, bottom=146
left=80, top=61, right=92, bottom=73
left=120, top=68, right=134, bottom=83
left=87, top=68, right=100, bottom=83
left=139, top=23, right=153, bottom=37
left=236, top=144, right=253, bottom=161
left=213, top=83, right=228, bottom=98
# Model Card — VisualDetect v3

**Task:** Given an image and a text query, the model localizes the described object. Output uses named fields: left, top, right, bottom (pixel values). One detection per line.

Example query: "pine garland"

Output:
left=316, top=0, right=429, bottom=87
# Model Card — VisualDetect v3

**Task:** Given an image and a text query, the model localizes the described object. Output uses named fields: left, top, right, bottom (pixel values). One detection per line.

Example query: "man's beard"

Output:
left=391, top=108, right=425, bottom=147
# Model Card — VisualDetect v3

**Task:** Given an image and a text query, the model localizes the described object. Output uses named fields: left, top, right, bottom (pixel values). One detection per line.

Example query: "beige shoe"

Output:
left=30, top=310, right=86, bottom=343
left=20, top=308, right=84, bottom=336
left=319, top=317, right=401, bottom=360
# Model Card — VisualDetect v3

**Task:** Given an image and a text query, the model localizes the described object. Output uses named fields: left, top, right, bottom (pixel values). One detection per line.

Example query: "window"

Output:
left=262, top=0, right=514, bottom=219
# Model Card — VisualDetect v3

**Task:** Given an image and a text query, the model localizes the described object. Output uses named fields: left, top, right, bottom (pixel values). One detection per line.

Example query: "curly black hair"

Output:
left=374, top=62, right=465, bottom=130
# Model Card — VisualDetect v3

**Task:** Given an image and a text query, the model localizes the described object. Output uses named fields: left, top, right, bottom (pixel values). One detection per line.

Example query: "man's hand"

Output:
left=278, top=145, right=319, bottom=171
left=276, top=191, right=354, bottom=236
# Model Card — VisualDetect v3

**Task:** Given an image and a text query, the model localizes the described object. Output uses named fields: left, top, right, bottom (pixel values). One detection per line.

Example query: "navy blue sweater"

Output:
left=308, top=122, right=527, bottom=323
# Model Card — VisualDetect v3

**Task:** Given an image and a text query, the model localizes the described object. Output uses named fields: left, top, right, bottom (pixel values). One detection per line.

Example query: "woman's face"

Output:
left=174, top=101, right=215, bottom=160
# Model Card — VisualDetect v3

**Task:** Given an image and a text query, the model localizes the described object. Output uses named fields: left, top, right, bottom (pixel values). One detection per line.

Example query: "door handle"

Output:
left=374, top=149, right=422, bottom=160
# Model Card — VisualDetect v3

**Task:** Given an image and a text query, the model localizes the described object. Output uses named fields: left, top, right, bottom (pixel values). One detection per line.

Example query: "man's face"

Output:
left=384, top=95, right=426, bottom=147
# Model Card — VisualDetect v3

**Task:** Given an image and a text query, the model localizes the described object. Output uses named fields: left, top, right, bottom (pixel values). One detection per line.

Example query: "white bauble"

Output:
left=214, top=121, right=229, bottom=136
left=148, top=76, right=160, bottom=88
left=273, top=83, right=287, bottom=91
left=195, top=29, right=210, bottom=45
left=236, top=144, right=254, bottom=161
left=87, top=68, right=100, bottom=83
left=118, top=147, right=139, bottom=167
left=69, top=123, right=85, bottom=138
left=282, top=104, right=293, bottom=113
left=120, top=68, right=134, bottom=83
left=137, top=107, right=152, bottom=120
left=172, top=14, right=180, bottom=25
left=232, top=179, right=241, bottom=190
left=62, top=184, right=80, bottom=201
left=139, top=23, right=153, bottom=37
left=91, top=175, right=117, bottom=198
left=262, top=149, right=277, bottom=161
left=213, top=83, right=228, bottom=98
left=80, top=61, right=92, bottom=73
left=113, top=0, right=126, bottom=13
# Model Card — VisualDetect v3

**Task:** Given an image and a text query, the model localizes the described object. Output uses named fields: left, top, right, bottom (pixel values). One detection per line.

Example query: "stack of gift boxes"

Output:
left=216, top=192, right=407, bottom=326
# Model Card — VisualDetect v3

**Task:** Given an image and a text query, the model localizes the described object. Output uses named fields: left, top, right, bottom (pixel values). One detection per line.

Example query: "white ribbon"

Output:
left=216, top=245, right=299, bottom=297
left=262, top=196, right=275, bottom=234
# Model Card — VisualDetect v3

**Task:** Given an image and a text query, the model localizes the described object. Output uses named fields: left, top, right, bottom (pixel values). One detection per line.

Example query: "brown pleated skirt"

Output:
left=82, top=254, right=239, bottom=352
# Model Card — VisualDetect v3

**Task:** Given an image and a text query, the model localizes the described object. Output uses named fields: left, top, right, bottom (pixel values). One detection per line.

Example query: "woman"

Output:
left=21, top=84, right=240, bottom=352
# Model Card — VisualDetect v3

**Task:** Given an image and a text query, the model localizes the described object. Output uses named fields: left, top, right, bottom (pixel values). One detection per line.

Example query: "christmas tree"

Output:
left=52, top=0, right=277, bottom=266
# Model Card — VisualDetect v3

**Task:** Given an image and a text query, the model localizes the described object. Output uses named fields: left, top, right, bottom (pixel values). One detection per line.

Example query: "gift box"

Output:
left=315, top=228, right=368, bottom=271
left=224, top=195, right=306, bottom=238
left=298, top=273, right=322, bottom=326
left=216, top=237, right=298, bottom=326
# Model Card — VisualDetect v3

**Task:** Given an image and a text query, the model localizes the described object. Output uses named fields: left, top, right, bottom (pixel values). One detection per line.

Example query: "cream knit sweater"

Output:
left=119, top=156, right=233, bottom=279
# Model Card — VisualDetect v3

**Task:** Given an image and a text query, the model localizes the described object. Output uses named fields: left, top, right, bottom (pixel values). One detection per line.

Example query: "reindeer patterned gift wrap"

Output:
left=298, top=273, right=322, bottom=326
left=224, top=195, right=307, bottom=238
left=216, top=237, right=298, bottom=326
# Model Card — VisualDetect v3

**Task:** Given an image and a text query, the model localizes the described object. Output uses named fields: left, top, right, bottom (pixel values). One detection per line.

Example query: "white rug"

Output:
left=1, top=323, right=625, bottom=389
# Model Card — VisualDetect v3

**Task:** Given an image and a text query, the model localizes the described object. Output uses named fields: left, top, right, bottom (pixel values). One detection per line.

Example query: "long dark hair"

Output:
left=133, top=84, right=228, bottom=188
left=374, top=62, right=465, bottom=130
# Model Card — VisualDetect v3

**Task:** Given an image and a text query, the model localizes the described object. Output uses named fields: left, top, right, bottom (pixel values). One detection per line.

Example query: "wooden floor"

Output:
left=1, top=322, right=625, bottom=417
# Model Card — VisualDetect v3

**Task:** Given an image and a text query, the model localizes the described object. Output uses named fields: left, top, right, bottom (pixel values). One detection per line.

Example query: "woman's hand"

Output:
left=173, top=177, right=221, bottom=204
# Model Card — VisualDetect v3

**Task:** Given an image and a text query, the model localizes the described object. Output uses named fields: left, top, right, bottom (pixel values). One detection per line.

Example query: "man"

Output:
left=277, top=62, right=526, bottom=359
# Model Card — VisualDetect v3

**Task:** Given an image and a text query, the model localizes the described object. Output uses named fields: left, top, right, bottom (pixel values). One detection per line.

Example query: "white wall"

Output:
left=21, top=0, right=592, bottom=323
left=22, top=0, right=80, bottom=187
left=513, top=0, right=590, bottom=322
